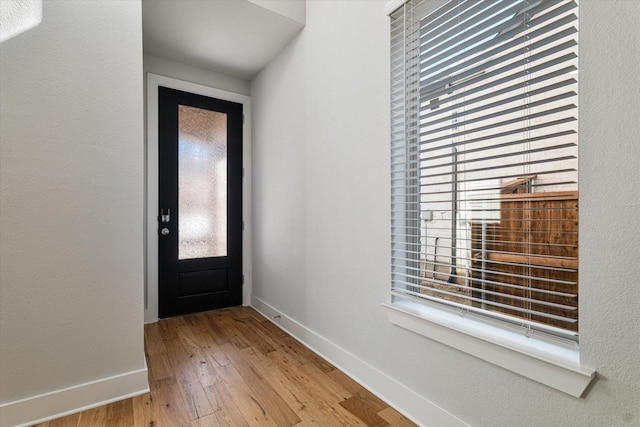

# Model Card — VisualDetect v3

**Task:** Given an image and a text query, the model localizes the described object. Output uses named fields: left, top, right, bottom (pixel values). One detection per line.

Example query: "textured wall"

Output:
left=250, top=1, right=640, bottom=426
left=0, top=0, right=145, bottom=404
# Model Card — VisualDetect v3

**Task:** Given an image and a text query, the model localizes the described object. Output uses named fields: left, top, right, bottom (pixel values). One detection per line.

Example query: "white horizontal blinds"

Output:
left=391, top=0, right=579, bottom=341
left=391, top=1, right=424, bottom=294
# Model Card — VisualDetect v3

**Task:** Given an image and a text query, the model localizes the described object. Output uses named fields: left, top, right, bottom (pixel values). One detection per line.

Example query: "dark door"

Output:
left=158, top=86, right=243, bottom=318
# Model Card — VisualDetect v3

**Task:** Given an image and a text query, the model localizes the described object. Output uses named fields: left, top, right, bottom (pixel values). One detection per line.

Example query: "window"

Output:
left=390, top=0, right=581, bottom=349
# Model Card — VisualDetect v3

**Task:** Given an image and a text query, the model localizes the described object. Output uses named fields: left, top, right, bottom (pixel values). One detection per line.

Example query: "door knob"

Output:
left=160, top=228, right=170, bottom=236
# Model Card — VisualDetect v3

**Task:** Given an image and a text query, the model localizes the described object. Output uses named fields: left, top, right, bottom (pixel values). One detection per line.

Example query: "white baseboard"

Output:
left=0, top=364, right=149, bottom=427
left=250, top=294, right=468, bottom=427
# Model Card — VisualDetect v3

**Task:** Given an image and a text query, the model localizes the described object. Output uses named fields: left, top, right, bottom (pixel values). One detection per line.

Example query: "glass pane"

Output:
left=178, top=105, right=227, bottom=260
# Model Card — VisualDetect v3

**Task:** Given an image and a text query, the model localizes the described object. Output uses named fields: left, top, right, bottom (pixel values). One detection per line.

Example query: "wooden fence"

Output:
left=470, top=191, right=579, bottom=332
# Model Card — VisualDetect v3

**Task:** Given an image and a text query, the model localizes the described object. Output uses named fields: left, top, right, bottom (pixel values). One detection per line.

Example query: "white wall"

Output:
left=250, top=1, right=640, bottom=426
left=0, top=1, right=147, bottom=425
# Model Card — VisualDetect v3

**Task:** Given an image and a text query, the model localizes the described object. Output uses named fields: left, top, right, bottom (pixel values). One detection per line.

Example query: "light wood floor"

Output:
left=36, top=306, right=416, bottom=427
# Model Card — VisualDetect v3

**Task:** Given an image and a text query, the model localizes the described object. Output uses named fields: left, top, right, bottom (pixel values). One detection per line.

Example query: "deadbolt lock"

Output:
left=160, top=208, right=170, bottom=223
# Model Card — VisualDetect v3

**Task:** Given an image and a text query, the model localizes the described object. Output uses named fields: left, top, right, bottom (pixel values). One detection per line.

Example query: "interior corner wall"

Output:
left=246, top=0, right=306, bottom=26
left=143, top=54, right=251, bottom=97
left=249, top=1, right=640, bottom=426
left=0, top=0, right=146, bottom=424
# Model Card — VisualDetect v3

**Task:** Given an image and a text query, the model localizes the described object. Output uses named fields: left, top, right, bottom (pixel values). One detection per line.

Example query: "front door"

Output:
left=158, top=86, right=243, bottom=318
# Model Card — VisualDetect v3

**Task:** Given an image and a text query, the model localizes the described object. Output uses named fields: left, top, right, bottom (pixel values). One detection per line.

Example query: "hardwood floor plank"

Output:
left=296, top=359, right=352, bottom=403
left=104, top=398, right=134, bottom=427
left=220, top=343, right=301, bottom=426
left=76, top=404, right=107, bottom=426
left=144, top=322, right=167, bottom=357
left=201, top=311, right=233, bottom=346
left=184, top=313, right=222, bottom=349
left=377, top=406, right=418, bottom=427
left=38, top=413, right=79, bottom=427
left=33, top=307, right=416, bottom=427
left=147, top=353, right=174, bottom=383
left=281, top=333, right=336, bottom=374
left=255, top=320, right=314, bottom=367
left=203, top=382, right=250, bottom=427
left=131, top=392, right=155, bottom=427
left=230, top=316, right=277, bottom=355
left=339, top=395, right=391, bottom=427
left=245, top=350, right=365, bottom=427
left=177, top=379, right=214, bottom=421
left=148, top=377, right=192, bottom=427
left=240, top=316, right=304, bottom=361
left=207, top=309, right=252, bottom=350
left=190, top=414, right=220, bottom=427
left=264, top=350, right=369, bottom=426
left=157, top=316, right=180, bottom=342
left=186, top=347, right=222, bottom=388
left=243, top=349, right=306, bottom=411
left=162, top=336, right=200, bottom=384
left=182, top=313, right=230, bottom=367
left=263, top=329, right=337, bottom=374
left=214, top=362, right=280, bottom=427
left=326, top=368, right=390, bottom=413
left=175, top=317, right=209, bottom=354
left=234, top=305, right=267, bottom=322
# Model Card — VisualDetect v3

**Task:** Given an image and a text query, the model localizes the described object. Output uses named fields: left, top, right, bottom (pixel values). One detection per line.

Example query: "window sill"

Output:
left=382, top=300, right=595, bottom=397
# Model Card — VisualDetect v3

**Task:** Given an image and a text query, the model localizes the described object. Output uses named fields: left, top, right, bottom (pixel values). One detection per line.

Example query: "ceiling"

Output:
left=142, top=0, right=306, bottom=81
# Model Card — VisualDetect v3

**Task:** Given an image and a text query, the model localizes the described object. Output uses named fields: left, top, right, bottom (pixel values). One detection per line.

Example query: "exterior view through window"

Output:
left=391, top=0, right=579, bottom=343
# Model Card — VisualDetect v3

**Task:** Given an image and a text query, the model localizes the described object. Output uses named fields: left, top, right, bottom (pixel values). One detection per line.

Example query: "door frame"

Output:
left=145, top=73, right=251, bottom=323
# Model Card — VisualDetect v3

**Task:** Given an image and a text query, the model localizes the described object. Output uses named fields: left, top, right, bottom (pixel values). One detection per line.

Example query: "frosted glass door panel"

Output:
left=178, top=105, right=227, bottom=259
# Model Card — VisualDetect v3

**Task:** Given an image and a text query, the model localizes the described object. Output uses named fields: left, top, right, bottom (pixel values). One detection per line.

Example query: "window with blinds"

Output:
left=391, top=0, right=579, bottom=343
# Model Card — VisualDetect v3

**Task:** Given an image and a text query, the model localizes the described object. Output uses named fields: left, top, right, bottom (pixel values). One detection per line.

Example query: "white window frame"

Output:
left=385, top=0, right=595, bottom=397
